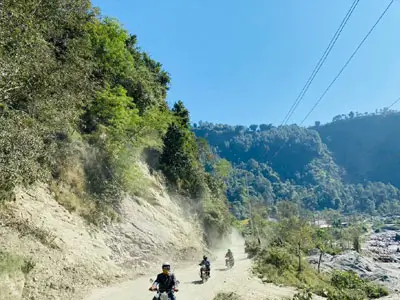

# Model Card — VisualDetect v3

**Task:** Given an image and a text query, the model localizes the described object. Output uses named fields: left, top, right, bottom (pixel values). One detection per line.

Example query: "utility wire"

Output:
left=271, top=0, right=394, bottom=160
left=386, top=96, right=400, bottom=110
left=281, top=0, right=360, bottom=125
left=300, top=0, right=395, bottom=125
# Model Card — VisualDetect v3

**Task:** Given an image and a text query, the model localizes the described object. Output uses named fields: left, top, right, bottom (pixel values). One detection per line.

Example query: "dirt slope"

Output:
left=85, top=232, right=309, bottom=300
left=0, top=166, right=205, bottom=300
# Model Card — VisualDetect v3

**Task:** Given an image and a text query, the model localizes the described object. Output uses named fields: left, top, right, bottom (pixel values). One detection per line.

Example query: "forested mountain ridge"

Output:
left=193, top=110, right=400, bottom=218
left=313, top=110, right=400, bottom=187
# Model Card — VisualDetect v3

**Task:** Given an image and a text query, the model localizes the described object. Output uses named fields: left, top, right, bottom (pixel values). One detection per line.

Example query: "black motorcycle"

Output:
left=225, top=257, right=234, bottom=269
left=148, top=278, right=180, bottom=300
left=199, top=265, right=209, bottom=283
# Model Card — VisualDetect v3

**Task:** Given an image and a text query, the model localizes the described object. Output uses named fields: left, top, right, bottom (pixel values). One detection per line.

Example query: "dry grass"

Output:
left=0, top=208, right=59, bottom=249
left=50, top=181, right=92, bottom=214
left=50, top=180, right=121, bottom=225
left=50, top=157, right=121, bottom=225
left=50, top=157, right=90, bottom=214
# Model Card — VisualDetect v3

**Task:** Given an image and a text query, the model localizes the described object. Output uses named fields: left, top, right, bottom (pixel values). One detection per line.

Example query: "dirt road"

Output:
left=85, top=233, right=298, bottom=300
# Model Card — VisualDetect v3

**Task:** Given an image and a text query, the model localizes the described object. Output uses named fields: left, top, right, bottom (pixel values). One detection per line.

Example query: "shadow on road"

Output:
left=189, top=280, right=204, bottom=285
left=215, top=268, right=227, bottom=271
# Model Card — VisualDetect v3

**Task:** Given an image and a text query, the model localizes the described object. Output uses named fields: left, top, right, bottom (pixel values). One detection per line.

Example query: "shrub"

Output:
left=330, top=270, right=388, bottom=299
left=252, top=242, right=389, bottom=300
left=331, top=270, right=363, bottom=290
left=244, top=239, right=261, bottom=258
left=364, top=283, right=389, bottom=298
left=213, top=292, right=242, bottom=300
left=292, top=289, right=313, bottom=300
left=262, top=247, right=293, bottom=271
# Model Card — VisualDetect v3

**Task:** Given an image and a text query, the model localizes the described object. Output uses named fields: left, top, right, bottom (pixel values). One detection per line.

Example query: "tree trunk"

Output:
left=318, top=250, right=323, bottom=274
left=298, top=242, right=302, bottom=272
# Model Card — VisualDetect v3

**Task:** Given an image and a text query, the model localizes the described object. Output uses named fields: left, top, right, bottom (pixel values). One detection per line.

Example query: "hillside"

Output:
left=0, top=1, right=231, bottom=299
left=0, top=166, right=205, bottom=300
left=313, top=110, right=400, bottom=187
left=193, top=111, right=400, bottom=218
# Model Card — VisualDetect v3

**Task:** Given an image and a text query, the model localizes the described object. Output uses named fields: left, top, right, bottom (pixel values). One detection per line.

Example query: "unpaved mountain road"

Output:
left=85, top=234, right=306, bottom=300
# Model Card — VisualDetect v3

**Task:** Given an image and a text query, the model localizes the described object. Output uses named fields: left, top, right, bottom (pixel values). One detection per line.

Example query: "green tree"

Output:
left=214, top=159, right=232, bottom=179
left=88, top=86, right=140, bottom=140
left=172, top=100, right=190, bottom=128
left=276, top=201, right=299, bottom=220
left=160, top=123, right=193, bottom=185
left=289, top=219, right=314, bottom=272
left=314, top=228, right=333, bottom=273
left=0, top=0, right=94, bottom=197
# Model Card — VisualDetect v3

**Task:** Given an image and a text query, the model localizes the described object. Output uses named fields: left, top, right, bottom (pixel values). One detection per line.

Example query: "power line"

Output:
left=270, top=0, right=394, bottom=160
left=387, top=96, right=400, bottom=109
left=281, top=0, right=360, bottom=125
left=300, top=0, right=395, bottom=125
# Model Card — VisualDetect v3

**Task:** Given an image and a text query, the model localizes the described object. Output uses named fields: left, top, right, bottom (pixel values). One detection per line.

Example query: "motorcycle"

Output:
left=225, top=257, right=234, bottom=269
left=199, top=265, right=209, bottom=283
left=149, top=278, right=180, bottom=300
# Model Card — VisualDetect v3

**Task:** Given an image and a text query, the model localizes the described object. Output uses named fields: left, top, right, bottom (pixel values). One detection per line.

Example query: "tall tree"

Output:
left=172, top=100, right=190, bottom=128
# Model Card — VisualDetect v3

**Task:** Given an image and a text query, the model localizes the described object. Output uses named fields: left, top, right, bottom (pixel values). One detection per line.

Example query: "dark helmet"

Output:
left=203, top=255, right=207, bottom=260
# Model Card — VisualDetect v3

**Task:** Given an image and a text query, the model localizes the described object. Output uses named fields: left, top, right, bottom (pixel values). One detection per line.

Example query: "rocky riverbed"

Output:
left=366, top=230, right=400, bottom=261
left=308, top=229, right=400, bottom=293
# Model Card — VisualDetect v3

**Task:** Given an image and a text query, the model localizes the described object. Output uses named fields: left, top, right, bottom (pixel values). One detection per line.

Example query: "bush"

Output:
left=330, top=271, right=388, bottom=299
left=292, top=289, right=313, bottom=300
left=262, top=247, right=293, bottom=271
left=0, top=113, right=51, bottom=200
left=331, top=270, right=363, bottom=290
left=244, top=239, right=261, bottom=258
left=364, top=283, right=389, bottom=298
left=252, top=243, right=389, bottom=300
left=253, top=245, right=327, bottom=289
left=326, top=289, right=364, bottom=300
left=213, top=292, right=242, bottom=300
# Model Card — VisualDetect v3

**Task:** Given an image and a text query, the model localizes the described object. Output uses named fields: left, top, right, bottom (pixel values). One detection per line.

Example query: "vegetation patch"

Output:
left=213, top=292, right=242, bottom=300
left=243, top=205, right=389, bottom=300
left=254, top=244, right=388, bottom=300
left=0, top=251, right=35, bottom=275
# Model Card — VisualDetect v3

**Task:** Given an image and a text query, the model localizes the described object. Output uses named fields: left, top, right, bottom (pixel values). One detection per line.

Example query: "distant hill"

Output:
left=313, top=110, right=400, bottom=187
left=193, top=110, right=400, bottom=218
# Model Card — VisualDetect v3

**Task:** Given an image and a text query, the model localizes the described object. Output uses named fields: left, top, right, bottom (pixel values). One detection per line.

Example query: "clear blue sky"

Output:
left=92, top=0, right=400, bottom=126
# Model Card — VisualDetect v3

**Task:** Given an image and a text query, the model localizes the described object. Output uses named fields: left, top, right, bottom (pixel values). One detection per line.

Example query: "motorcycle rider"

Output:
left=199, top=255, right=211, bottom=277
left=149, top=262, right=178, bottom=300
left=225, top=249, right=234, bottom=262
